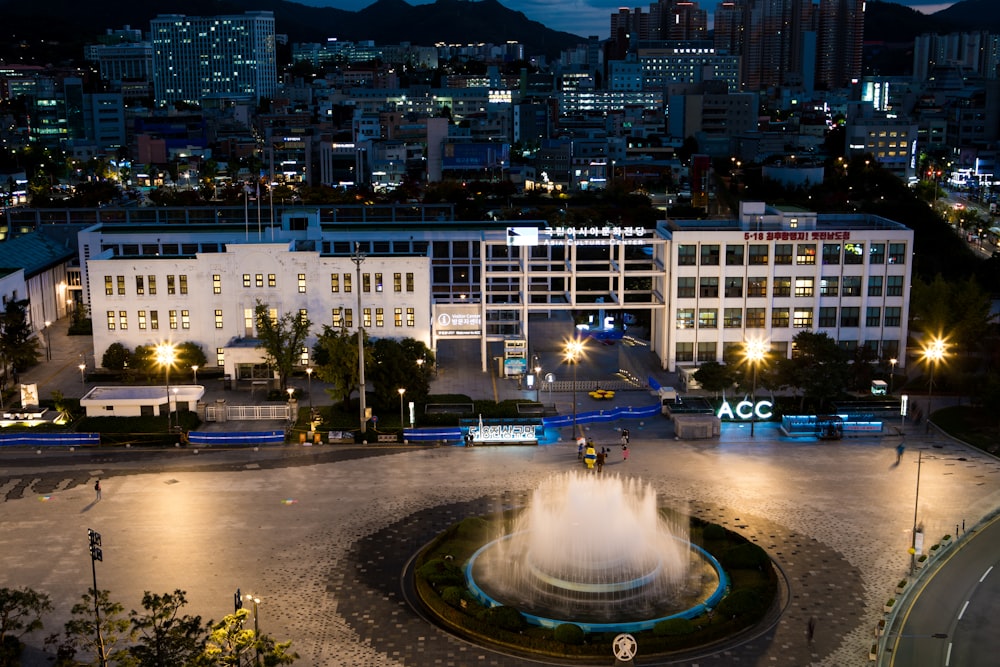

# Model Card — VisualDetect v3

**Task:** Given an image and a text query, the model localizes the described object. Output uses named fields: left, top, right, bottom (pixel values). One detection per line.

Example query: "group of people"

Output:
left=577, top=432, right=630, bottom=473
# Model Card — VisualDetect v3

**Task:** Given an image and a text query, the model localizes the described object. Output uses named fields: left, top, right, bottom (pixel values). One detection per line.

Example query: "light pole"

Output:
left=744, top=339, right=767, bottom=437
left=244, top=594, right=261, bottom=667
left=87, top=529, right=107, bottom=667
left=351, top=242, right=367, bottom=435
left=563, top=338, right=585, bottom=440
left=534, top=363, right=542, bottom=402
left=910, top=450, right=923, bottom=574
left=398, top=387, right=406, bottom=428
left=79, top=363, right=86, bottom=387
left=43, top=320, right=51, bottom=361
left=305, top=367, right=313, bottom=416
left=922, top=337, right=947, bottom=428
left=889, top=357, right=897, bottom=394
left=154, top=343, right=176, bottom=432
left=191, top=365, right=199, bottom=385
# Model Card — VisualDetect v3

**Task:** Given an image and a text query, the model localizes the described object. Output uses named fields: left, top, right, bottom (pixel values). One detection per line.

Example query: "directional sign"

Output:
left=507, top=227, right=538, bottom=246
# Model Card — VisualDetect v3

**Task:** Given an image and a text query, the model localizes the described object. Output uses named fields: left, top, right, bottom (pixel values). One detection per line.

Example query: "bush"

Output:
left=653, top=618, right=695, bottom=637
left=553, top=623, right=585, bottom=645
left=416, top=558, right=465, bottom=587
left=478, top=606, right=526, bottom=632
left=716, top=587, right=771, bottom=619
left=440, top=586, right=467, bottom=607
left=456, top=517, right=490, bottom=541
left=718, top=542, right=771, bottom=570
left=702, top=523, right=727, bottom=541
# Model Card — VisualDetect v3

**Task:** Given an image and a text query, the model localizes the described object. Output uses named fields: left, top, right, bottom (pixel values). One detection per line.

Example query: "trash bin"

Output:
left=299, top=432, right=306, bottom=444
left=313, top=432, right=321, bottom=445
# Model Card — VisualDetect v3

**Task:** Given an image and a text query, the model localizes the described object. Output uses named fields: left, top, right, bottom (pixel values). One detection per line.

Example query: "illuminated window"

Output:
left=698, top=308, right=717, bottom=328
left=772, top=308, right=790, bottom=327
left=746, top=308, right=765, bottom=328
left=773, top=277, right=791, bottom=297
left=150, top=310, right=159, bottom=330
left=394, top=273, right=402, bottom=292
left=748, top=245, right=768, bottom=265
left=406, top=308, right=415, bottom=327
left=138, top=310, right=147, bottom=330
left=298, top=274, right=306, bottom=293
left=820, top=276, right=839, bottom=296
left=167, top=275, right=176, bottom=295
left=332, top=308, right=342, bottom=328
left=842, top=276, right=861, bottom=296
left=299, top=308, right=308, bottom=325
left=796, top=244, right=816, bottom=265
left=213, top=275, right=221, bottom=294
left=375, top=307, right=384, bottom=327
left=793, top=308, right=813, bottom=328
left=106, top=310, right=115, bottom=330
left=148, top=275, right=156, bottom=295
left=243, top=274, right=251, bottom=287
left=117, top=276, right=126, bottom=295
left=794, top=278, right=814, bottom=297
left=181, top=310, right=190, bottom=329
left=406, top=273, right=414, bottom=292
left=330, top=273, right=339, bottom=292
left=394, top=308, right=402, bottom=327
left=255, top=274, right=263, bottom=288
left=363, top=307, right=372, bottom=327
left=345, top=308, right=354, bottom=328
left=169, top=310, right=178, bottom=330
left=215, top=309, right=224, bottom=328
left=136, top=276, right=145, bottom=295
left=105, top=276, right=113, bottom=296
left=723, top=308, right=742, bottom=328
left=217, top=347, right=225, bottom=367
left=363, top=273, right=371, bottom=293
left=375, top=273, right=383, bottom=292
left=748, top=277, right=767, bottom=297
left=179, top=275, right=188, bottom=294
left=268, top=274, right=276, bottom=287
left=774, top=244, right=793, bottom=264
left=344, top=273, right=352, bottom=293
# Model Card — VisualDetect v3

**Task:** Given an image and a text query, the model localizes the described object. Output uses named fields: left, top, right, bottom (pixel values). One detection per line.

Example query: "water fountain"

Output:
left=466, top=472, right=728, bottom=633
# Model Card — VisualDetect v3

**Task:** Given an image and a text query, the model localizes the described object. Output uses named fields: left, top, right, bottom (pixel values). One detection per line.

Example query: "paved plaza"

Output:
left=2, top=319, right=1000, bottom=666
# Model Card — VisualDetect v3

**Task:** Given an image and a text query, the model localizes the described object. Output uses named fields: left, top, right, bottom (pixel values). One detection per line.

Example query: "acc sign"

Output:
left=717, top=399, right=773, bottom=421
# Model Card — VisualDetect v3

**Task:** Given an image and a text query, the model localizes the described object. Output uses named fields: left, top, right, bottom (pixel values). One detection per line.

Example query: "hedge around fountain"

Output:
left=412, top=512, right=779, bottom=661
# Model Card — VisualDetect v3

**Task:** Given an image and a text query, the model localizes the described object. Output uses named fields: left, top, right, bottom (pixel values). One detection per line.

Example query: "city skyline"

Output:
left=295, top=0, right=955, bottom=40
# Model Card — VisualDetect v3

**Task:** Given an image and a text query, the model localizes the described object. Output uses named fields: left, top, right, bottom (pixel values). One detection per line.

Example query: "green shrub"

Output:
left=440, top=586, right=467, bottom=607
left=416, top=557, right=465, bottom=587
left=716, top=587, right=770, bottom=619
left=653, top=618, right=695, bottom=637
left=702, top=523, right=727, bottom=541
left=718, top=542, right=771, bottom=569
left=478, top=605, right=526, bottom=632
left=456, top=517, right=490, bottom=541
left=553, top=623, right=585, bottom=645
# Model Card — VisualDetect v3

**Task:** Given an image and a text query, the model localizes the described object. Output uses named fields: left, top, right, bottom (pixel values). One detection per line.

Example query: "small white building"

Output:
left=80, top=385, right=205, bottom=418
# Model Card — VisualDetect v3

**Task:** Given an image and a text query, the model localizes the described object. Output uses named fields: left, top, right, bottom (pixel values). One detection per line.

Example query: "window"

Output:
left=363, top=273, right=371, bottom=293
left=699, top=277, right=719, bottom=298
left=840, top=307, right=860, bottom=327
left=217, top=347, right=225, bottom=367
left=773, top=277, right=791, bottom=297
left=394, top=308, right=403, bottom=327
left=106, top=310, right=115, bottom=330
left=268, top=274, right=276, bottom=288
left=167, top=275, right=176, bottom=295
left=844, top=242, right=864, bottom=264
left=884, top=307, right=902, bottom=327
left=344, top=273, right=352, bottom=293
left=330, top=273, right=339, bottom=292
left=136, top=276, right=145, bottom=295
left=677, top=245, right=696, bottom=265
left=869, top=243, right=885, bottom=264
left=117, top=276, right=126, bottom=295
left=820, top=276, right=839, bottom=297
left=677, top=277, right=695, bottom=298
left=698, top=308, right=717, bottom=328
left=724, top=277, right=743, bottom=298
left=866, top=307, right=881, bottom=327
left=300, top=346, right=309, bottom=366
left=375, top=307, right=384, bottom=327
left=138, top=310, right=147, bottom=330
left=794, top=277, right=814, bottom=297
left=179, top=275, right=188, bottom=294
left=700, top=244, right=720, bottom=265
left=697, top=342, right=716, bottom=362
left=243, top=274, right=252, bottom=288
left=818, top=307, right=837, bottom=327
left=104, top=276, right=113, bottom=295
left=406, top=273, right=414, bottom=292
left=774, top=244, right=793, bottom=264
left=822, top=244, right=841, bottom=265
left=676, top=342, right=694, bottom=362
left=838, top=340, right=858, bottom=353
left=332, top=308, right=343, bottom=328
left=723, top=307, right=742, bottom=328
left=725, top=245, right=744, bottom=265
left=363, top=307, right=372, bottom=328
left=181, top=310, right=190, bottom=329
left=215, top=309, right=224, bottom=329
left=748, top=244, right=768, bottom=265
left=868, top=276, right=883, bottom=296
left=148, top=275, right=156, bottom=295
left=375, top=273, right=383, bottom=292
left=244, top=308, right=254, bottom=336
left=772, top=308, right=790, bottom=327
left=793, top=308, right=813, bottom=328
left=883, top=340, right=900, bottom=358
left=676, top=308, right=695, bottom=329
left=345, top=308, right=354, bottom=328
left=150, top=310, right=159, bottom=330
left=888, top=243, right=906, bottom=263
left=169, top=310, right=178, bottom=330
left=394, top=273, right=402, bottom=292
left=796, top=244, right=816, bottom=265
left=748, top=277, right=767, bottom=297
left=746, top=308, right=766, bottom=328
left=295, top=274, right=305, bottom=293
left=842, top=276, right=861, bottom=296
left=406, top=307, right=415, bottom=327
left=116, top=311, right=126, bottom=329
left=887, top=275, right=904, bottom=296
left=255, top=274, right=264, bottom=288
left=213, top=275, right=221, bottom=294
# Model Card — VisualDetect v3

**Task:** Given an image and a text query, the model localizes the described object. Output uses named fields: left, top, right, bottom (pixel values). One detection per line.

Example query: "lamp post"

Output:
left=744, top=339, right=768, bottom=438
left=398, top=387, right=406, bottom=428
left=79, top=363, right=86, bottom=387
left=43, top=320, right=51, bottom=361
left=910, top=450, right=923, bottom=574
left=244, top=594, right=262, bottom=667
left=563, top=338, right=585, bottom=440
left=922, top=337, right=947, bottom=428
left=351, top=242, right=367, bottom=435
left=191, top=365, right=199, bottom=385
left=154, top=343, right=176, bottom=432
left=534, top=363, right=542, bottom=402
left=305, top=367, right=313, bottom=419
left=889, top=358, right=897, bottom=394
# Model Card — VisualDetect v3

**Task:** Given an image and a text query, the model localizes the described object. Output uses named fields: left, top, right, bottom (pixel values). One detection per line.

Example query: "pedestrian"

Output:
left=623, top=428, right=630, bottom=445
left=596, top=450, right=605, bottom=473
left=622, top=443, right=629, bottom=461
left=807, top=616, right=816, bottom=643
left=577, top=439, right=584, bottom=460
left=584, top=443, right=597, bottom=471
left=895, top=442, right=905, bottom=464
left=94, top=478, right=102, bottom=501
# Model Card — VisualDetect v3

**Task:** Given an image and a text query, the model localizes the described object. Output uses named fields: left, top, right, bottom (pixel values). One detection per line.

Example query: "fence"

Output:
left=0, top=432, right=101, bottom=447
left=187, top=431, right=286, bottom=446
left=204, top=403, right=291, bottom=422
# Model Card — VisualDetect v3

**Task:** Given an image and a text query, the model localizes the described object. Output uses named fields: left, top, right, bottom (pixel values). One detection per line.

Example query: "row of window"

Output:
left=676, top=305, right=903, bottom=329
left=676, top=275, right=905, bottom=298
left=677, top=242, right=906, bottom=267
left=104, top=272, right=417, bottom=297
left=105, top=307, right=418, bottom=331
left=676, top=339, right=901, bottom=363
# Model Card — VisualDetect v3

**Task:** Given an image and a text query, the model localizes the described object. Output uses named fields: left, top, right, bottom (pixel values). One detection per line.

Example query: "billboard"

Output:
left=434, top=304, right=482, bottom=336
left=442, top=142, right=509, bottom=170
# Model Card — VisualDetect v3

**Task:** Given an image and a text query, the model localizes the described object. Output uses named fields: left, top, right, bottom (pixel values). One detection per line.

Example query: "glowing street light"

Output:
left=43, top=320, right=51, bottom=361
left=398, top=387, right=406, bottom=428
left=563, top=338, right=586, bottom=439
left=154, top=343, right=176, bottom=431
left=78, top=363, right=86, bottom=386
left=744, top=339, right=768, bottom=438
left=889, top=357, right=897, bottom=394
left=305, top=367, right=313, bottom=418
left=244, top=594, right=262, bottom=667
left=191, top=365, right=199, bottom=385
left=922, top=337, right=947, bottom=428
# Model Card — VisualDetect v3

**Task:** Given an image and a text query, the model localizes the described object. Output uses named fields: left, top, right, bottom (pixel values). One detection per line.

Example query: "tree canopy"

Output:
left=254, top=302, right=311, bottom=391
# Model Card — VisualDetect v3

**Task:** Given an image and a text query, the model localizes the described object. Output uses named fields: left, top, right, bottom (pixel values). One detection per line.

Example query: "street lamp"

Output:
left=78, top=363, right=86, bottom=387
left=154, top=343, right=176, bottom=431
left=43, top=320, right=51, bottom=361
left=534, top=363, right=542, bottom=402
left=191, top=365, right=199, bottom=385
left=398, top=387, right=406, bottom=428
left=305, top=367, right=313, bottom=418
left=351, top=243, right=367, bottom=435
left=922, top=337, right=947, bottom=428
left=744, top=339, right=768, bottom=438
left=889, top=357, right=897, bottom=394
left=563, top=338, right=586, bottom=440
left=244, top=594, right=262, bottom=667
left=910, top=450, right=924, bottom=574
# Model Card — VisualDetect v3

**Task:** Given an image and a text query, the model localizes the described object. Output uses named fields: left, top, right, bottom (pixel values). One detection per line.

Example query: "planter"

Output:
left=884, top=599, right=896, bottom=613
left=869, top=644, right=878, bottom=661
left=916, top=555, right=928, bottom=569
left=875, top=619, right=886, bottom=637
left=941, top=535, right=952, bottom=546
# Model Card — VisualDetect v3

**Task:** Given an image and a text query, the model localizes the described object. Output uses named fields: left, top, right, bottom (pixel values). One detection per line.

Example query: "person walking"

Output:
left=94, top=478, right=102, bottom=501
left=622, top=443, right=629, bottom=461
left=596, top=449, right=605, bottom=473
left=622, top=428, right=630, bottom=445
left=895, top=442, right=905, bottom=464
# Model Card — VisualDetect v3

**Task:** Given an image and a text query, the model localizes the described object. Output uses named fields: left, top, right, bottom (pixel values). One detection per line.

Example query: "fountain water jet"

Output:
left=466, top=472, right=727, bottom=632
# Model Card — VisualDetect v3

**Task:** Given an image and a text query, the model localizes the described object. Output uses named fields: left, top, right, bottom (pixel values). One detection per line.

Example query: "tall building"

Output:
left=150, top=11, right=278, bottom=107
left=816, top=0, right=864, bottom=90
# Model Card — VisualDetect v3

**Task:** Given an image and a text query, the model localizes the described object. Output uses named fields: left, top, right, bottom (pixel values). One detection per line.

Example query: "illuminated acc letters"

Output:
left=717, top=399, right=773, bottom=421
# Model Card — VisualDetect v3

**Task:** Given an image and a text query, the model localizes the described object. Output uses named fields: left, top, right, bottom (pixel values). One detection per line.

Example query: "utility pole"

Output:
left=351, top=243, right=367, bottom=435
left=87, top=529, right=107, bottom=667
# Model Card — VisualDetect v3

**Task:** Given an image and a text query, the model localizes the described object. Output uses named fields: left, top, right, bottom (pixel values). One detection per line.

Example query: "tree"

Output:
left=692, top=361, right=737, bottom=398
left=174, top=343, right=208, bottom=376
left=52, top=589, right=133, bottom=667
left=197, top=610, right=297, bottom=667
left=777, top=332, right=852, bottom=412
left=254, top=302, right=311, bottom=391
left=0, top=300, right=40, bottom=376
left=0, top=586, right=52, bottom=667
left=102, top=343, right=131, bottom=371
left=128, top=590, right=207, bottom=667
left=311, top=326, right=366, bottom=408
